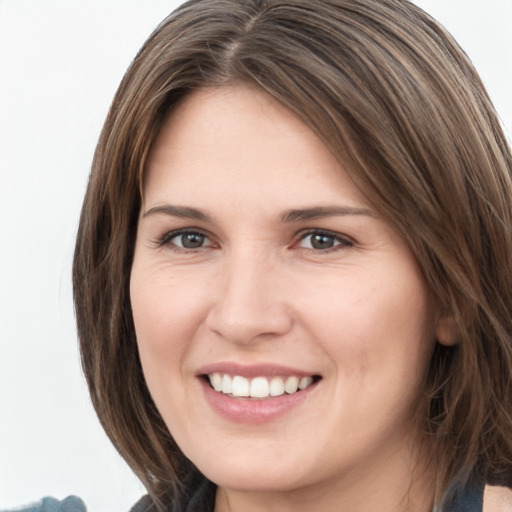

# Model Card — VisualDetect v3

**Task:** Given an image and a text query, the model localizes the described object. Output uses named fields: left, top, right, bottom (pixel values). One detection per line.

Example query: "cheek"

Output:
left=302, top=266, right=430, bottom=337
left=129, top=263, right=210, bottom=407
left=131, top=263, right=204, bottom=349
left=297, top=264, right=434, bottom=392
left=129, top=266, right=214, bottom=446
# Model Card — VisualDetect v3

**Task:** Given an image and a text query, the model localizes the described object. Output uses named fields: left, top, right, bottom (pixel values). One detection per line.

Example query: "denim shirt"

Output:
left=440, top=478, right=485, bottom=512
left=0, top=496, right=87, bottom=512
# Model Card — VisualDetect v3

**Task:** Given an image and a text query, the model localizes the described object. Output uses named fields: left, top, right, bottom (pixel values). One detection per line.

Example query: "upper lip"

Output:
left=196, top=362, right=320, bottom=379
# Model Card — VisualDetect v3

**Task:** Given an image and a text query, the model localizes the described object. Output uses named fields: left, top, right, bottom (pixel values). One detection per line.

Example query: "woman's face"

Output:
left=131, top=85, right=437, bottom=499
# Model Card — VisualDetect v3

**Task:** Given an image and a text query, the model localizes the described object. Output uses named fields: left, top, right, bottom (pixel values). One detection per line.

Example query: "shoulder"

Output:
left=1, top=496, right=87, bottom=512
left=484, top=485, right=512, bottom=512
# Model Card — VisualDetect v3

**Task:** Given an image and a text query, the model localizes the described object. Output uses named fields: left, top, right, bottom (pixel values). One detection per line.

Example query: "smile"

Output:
left=199, top=366, right=322, bottom=423
left=207, top=373, right=317, bottom=399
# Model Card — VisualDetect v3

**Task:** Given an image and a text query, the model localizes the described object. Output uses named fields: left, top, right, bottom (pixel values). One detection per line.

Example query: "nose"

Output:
left=205, top=250, right=293, bottom=345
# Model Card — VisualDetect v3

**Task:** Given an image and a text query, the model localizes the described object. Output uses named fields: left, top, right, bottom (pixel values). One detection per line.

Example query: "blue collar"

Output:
left=440, top=477, right=484, bottom=512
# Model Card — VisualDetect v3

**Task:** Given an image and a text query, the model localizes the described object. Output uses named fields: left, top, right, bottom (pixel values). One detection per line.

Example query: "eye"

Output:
left=298, top=230, right=353, bottom=251
left=162, top=230, right=213, bottom=250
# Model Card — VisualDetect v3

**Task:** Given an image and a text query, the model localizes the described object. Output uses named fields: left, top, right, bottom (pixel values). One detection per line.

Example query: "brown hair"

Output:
left=73, top=0, right=512, bottom=508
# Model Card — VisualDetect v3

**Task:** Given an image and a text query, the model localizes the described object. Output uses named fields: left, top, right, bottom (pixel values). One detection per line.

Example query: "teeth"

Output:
left=250, top=377, right=269, bottom=398
left=210, top=373, right=222, bottom=392
left=222, top=374, right=233, bottom=394
left=207, top=373, right=315, bottom=398
left=269, top=376, right=285, bottom=397
left=232, top=376, right=250, bottom=397
left=299, top=376, right=313, bottom=390
left=284, top=376, right=299, bottom=394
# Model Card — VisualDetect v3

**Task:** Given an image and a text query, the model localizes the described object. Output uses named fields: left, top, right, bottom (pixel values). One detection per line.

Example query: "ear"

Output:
left=435, top=315, right=459, bottom=346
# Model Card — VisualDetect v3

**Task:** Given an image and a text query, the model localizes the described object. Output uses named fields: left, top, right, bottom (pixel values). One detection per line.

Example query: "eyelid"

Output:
left=152, top=226, right=353, bottom=252
left=295, top=228, right=354, bottom=250
left=156, top=227, right=215, bottom=249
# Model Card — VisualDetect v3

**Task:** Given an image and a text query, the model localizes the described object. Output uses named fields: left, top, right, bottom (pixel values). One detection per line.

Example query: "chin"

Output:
left=203, top=465, right=305, bottom=494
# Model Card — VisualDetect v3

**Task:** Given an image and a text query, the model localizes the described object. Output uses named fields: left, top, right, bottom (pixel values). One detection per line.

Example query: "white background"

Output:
left=0, top=1, right=511, bottom=511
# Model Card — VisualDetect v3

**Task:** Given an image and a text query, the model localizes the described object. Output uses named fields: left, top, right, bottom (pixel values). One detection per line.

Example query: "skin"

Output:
left=130, top=84, right=445, bottom=511
left=483, top=486, right=512, bottom=512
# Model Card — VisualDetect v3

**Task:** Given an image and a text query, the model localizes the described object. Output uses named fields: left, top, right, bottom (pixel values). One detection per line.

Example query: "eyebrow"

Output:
left=143, top=205, right=211, bottom=221
left=280, top=206, right=374, bottom=223
left=142, top=204, right=374, bottom=223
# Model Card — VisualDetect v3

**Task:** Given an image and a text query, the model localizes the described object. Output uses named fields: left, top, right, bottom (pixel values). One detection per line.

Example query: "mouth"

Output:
left=203, top=373, right=322, bottom=400
left=198, top=365, right=322, bottom=423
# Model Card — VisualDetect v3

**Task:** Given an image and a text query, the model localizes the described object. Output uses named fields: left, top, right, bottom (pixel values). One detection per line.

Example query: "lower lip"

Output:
left=200, top=378, right=318, bottom=424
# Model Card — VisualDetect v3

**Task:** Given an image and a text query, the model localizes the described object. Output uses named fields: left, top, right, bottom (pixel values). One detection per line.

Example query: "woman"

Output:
left=69, top=0, right=512, bottom=510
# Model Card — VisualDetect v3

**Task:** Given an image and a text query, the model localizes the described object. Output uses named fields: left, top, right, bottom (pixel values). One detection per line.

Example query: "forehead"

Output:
left=143, top=85, right=369, bottom=212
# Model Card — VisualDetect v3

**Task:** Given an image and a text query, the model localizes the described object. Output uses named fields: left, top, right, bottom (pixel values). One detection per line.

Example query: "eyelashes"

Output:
left=156, top=228, right=215, bottom=250
left=154, top=227, right=354, bottom=253
left=297, top=229, right=353, bottom=251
